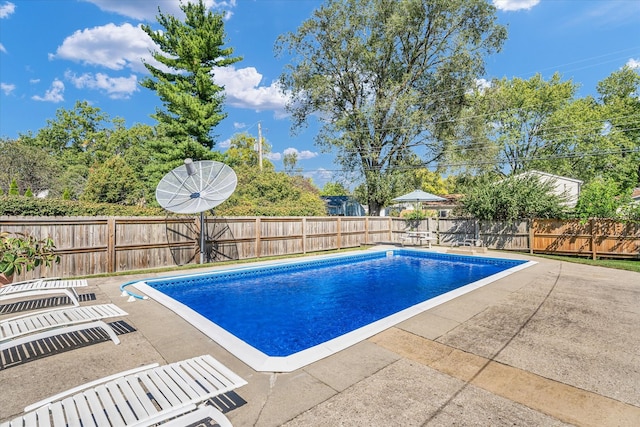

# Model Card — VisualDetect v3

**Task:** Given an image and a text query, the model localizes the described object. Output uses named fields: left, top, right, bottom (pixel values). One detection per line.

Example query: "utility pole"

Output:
left=257, top=122, right=263, bottom=171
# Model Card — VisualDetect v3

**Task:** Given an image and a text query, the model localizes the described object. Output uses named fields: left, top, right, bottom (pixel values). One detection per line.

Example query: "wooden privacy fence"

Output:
left=1, top=216, right=406, bottom=281
left=531, top=218, right=640, bottom=259
left=1, top=216, right=638, bottom=280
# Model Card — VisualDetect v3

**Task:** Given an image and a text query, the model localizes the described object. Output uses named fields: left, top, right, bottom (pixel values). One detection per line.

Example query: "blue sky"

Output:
left=1, top=0, right=639, bottom=188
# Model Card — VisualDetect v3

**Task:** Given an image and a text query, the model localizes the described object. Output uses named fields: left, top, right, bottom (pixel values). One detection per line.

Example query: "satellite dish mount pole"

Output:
left=199, top=211, right=205, bottom=265
left=184, top=159, right=205, bottom=265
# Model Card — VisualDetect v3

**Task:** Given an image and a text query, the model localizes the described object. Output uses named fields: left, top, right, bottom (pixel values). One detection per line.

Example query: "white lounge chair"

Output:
left=0, top=278, right=89, bottom=307
left=0, top=303, right=128, bottom=352
left=1, top=354, right=247, bottom=427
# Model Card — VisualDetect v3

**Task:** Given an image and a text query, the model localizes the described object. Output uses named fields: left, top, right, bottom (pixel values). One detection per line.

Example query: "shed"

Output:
left=321, top=196, right=366, bottom=216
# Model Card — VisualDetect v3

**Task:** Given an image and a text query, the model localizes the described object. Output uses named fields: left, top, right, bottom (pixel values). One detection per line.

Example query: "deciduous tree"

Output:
left=81, top=156, right=143, bottom=205
left=283, top=151, right=302, bottom=175
left=458, top=73, right=578, bottom=176
left=460, top=175, right=567, bottom=221
left=0, top=138, right=61, bottom=196
left=594, top=66, right=640, bottom=190
left=320, top=182, right=350, bottom=196
left=277, top=0, right=506, bottom=215
left=221, top=166, right=326, bottom=216
left=573, top=178, right=625, bottom=220
left=223, top=133, right=272, bottom=170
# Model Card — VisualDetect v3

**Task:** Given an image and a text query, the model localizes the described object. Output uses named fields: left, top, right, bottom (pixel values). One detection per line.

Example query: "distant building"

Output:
left=512, top=170, right=583, bottom=208
left=423, top=194, right=464, bottom=218
left=321, top=196, right=366, bottom=216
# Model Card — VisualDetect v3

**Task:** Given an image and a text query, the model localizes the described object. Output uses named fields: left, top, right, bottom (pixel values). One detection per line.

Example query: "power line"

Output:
left=282, top=146, right=640, bottom=176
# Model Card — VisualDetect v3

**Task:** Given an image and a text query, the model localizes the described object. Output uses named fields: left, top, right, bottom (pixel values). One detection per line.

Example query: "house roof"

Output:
left=516, top=170, right=584, bottom=184
left=632, top=187, right=640, bottom=200
left=423, top=194, right=463, bottom=208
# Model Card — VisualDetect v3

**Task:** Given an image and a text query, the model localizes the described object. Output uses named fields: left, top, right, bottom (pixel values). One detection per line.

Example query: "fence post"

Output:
left=107, top=217, right=116, bottom=273
left=301, top=217, right=307, bottom=254
left=529, top=219, right=534, bottom=254
left=255, top=217, right=261, bottom=258
left=364, top=217, right=369, bottom=245
left=590, top=218, right=597, bottom=260
left=337, top=217, right=342, bottom=249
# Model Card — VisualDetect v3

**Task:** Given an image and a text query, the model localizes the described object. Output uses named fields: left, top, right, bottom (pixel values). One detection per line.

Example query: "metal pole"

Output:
left=200, top=211, right=205, bottom=264
left=258, top=122, right=263, bottom=171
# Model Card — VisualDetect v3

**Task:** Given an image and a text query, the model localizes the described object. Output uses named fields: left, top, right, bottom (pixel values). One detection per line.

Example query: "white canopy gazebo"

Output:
left=392, top=189, right=446, bottom=210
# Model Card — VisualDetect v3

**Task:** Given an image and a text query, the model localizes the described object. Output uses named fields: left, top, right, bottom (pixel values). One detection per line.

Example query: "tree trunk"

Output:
left=368, top=201, right=382, bottom=216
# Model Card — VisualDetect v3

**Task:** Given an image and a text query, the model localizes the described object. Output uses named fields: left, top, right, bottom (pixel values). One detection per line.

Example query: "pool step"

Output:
left=447, top=246, right=488, bottom=255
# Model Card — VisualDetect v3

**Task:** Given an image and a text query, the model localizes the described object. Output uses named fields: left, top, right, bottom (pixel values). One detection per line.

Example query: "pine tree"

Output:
left=8, top=178, right=19, bottom=196
left=141, top=0, right=241, bottom=149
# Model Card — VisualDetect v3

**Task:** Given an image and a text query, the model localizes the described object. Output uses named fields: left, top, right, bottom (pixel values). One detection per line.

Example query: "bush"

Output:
left=0, top=196, right=164, bottom=216
left=0, top=231, right=60, bottom=278
left=575, top=178, right=636, bottom=221
left=460, top=175, right=568, bottom=221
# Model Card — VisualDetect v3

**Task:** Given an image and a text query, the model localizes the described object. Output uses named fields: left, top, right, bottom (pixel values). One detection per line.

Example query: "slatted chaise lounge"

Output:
left=0, top=278, right=89, bottom=307
left=0, top=303, right=128, bottom=352
left=0, top=354, right=247, bottom=427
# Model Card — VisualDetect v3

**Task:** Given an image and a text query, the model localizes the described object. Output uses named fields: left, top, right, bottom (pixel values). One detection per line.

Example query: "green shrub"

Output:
left=0, top=196, right=164, bottom=216
left=460, top=175, right=568, bottom=221
left=8, top=179, right=19, bottom=196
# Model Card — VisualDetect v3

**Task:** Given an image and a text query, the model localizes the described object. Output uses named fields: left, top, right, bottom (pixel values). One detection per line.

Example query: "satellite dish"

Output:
left=156, top=159, right=237, bottom=214
left=156, top=159, right=237, bottom=263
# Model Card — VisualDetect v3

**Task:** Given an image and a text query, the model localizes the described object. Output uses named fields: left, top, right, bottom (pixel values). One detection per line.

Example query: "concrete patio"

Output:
left=1, top=248, right=639, bottom=426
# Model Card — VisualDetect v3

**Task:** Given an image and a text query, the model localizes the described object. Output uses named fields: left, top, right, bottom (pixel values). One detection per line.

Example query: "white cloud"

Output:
left=475, top=78, right=491, bottom=90
left=29, top=78, right=40, bottom=84
left=283, top=147, right=318, bottom=160
left=302, top=168, right=334, bottom=187
left=233, top=122, right=246, bottom=129
left=0, top=4, right=7, bottom=53
left=82, top=0, right=236, bottom=21
left=51, top=23, right=288, bottom=116
left=51, top=23, right=158, bottom=73
left=219, top=138, right=231, bottom=148
left=1, top=82, right=15, bottom=95
left=315, top=168, right=334, bottom=181
left=492, top=0, right=540, bottom=12
left=264, top=152, right=281, bottom=161
left=470, top=78, right=492, bottom=95
left=213, top=66, right=289, bottom=117
left=627, top=58, right=640, bottom=69
left=65, top=70, right=138, bottom=99
left=32, top=79, right=65, bottom=103
left=573, top=2, right=640, bottom=28
left=0, top=1, right=15, bottom=18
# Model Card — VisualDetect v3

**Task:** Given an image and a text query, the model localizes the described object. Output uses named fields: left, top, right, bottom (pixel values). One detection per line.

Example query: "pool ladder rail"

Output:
left=120, top=281, right=149, bottom=302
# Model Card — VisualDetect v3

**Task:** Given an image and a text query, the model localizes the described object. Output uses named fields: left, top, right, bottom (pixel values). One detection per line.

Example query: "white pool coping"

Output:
left=130, top=248, right=536, bottom=372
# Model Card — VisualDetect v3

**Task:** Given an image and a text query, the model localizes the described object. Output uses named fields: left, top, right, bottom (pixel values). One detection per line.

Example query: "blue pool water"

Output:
left=144, top=250, right=527, bottom=357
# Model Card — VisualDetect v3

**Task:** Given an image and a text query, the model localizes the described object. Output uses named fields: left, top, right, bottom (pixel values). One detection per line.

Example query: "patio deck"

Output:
left=1, top=248, right=639, bottom=426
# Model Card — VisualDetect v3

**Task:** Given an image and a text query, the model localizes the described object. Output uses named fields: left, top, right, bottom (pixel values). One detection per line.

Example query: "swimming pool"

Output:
left=132, top=248, right=534, bottom=372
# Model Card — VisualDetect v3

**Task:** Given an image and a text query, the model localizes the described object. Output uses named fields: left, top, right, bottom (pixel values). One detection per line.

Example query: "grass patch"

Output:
left=533, top=254, right=640, bottom=273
